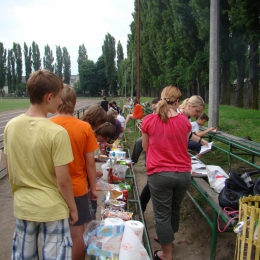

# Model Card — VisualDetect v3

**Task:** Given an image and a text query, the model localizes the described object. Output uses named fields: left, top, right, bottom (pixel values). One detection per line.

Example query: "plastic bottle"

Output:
left=108, top=167, right=114, bottom=184
left=122, top=190, right=128, bottom=210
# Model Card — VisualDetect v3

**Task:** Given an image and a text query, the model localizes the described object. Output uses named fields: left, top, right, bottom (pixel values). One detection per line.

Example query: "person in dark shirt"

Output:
left=100, top=96, right=109, bottom=112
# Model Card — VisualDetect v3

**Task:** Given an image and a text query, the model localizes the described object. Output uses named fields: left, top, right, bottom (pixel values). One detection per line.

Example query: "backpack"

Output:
left=218, top=170, right=260, bottom=210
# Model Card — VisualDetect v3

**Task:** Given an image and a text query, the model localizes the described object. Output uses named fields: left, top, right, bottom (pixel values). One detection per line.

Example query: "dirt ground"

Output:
left=0, top=155, right=237, bottom=260
left=133, top=153, right=237, bottom=260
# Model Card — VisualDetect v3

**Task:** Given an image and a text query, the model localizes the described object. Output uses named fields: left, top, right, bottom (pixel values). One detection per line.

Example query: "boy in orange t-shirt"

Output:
left=50, top=85, right=98, bottom=260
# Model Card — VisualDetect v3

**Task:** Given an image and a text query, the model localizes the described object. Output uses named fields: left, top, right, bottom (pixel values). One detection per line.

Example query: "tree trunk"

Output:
left=235, top=57, right=245, bottom=108
left=220, top=59, right=231, bottom=105
left=248, top=41, right=259, bottom=110
left=196, top=71, right=206, bottom=101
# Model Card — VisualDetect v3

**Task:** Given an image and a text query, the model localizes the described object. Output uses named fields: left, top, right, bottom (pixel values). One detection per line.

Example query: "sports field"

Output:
left=0, top=99, right=30, bottom=111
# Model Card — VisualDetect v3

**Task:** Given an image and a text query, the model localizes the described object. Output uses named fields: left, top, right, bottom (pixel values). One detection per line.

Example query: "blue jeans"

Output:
left=188, top=140, right=201, bottom=153
left=148, top=171, right=191, bottom=245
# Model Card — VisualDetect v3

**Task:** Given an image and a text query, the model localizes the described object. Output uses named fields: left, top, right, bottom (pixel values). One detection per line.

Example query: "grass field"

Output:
left=0, top=98, right=30, bottom=111
left=0, top=97, right=101, bottom=112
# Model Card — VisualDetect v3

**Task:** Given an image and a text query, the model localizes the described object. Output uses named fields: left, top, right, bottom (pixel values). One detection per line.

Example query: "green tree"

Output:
left=63, top=47, right=71, bottom=84
left=73, top=80, right=83, bottom=95
left=245, top=0, right=260, bottom=109
left=79, top=59, right=97, bottom=96
left=0, top=42, right=6, bottom=89
left=116, top=41, right=124, bottom=90
left=11, top=48, right=16, bottom=91
left=116, top=41, right=124, bottom=68
left=77, top=44, right=88, bottom=74
left=102, top=33, right=116, bottom=95
left=43, top=44, right=54, bottom=72
left=95, top=55, right=109, bottom=95
left=24, top=42, right=32, bottom=82
left=55, top=45, right=63, bottom=79
left=228, top=0, right=249, bottom=108
left=7, top=50, right=12, bottom=90
left=13, top=42, right=23, bottom=84
left=32, top=41, right=41, bottom=71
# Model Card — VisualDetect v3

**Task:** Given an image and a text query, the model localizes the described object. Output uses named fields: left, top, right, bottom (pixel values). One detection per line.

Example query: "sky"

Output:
left=1, top=0, right=134, bottom=75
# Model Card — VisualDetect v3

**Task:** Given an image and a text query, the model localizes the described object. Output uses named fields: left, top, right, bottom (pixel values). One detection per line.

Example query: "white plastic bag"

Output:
left=206, top=165, right=229, bottom=193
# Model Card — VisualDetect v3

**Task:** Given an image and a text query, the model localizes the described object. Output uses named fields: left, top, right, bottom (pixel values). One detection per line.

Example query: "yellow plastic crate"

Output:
left=235, top=195, right=260, bottom=260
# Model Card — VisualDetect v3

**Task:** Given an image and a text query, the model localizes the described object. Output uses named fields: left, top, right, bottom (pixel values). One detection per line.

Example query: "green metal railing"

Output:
left=0, top=104, right=93, bottom=180
left=204, top=130, right=260, bottom=171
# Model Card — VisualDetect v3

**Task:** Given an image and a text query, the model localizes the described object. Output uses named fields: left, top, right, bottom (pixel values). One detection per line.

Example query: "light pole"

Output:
left=208, top=0, right=220, bottom=128
left=131, top=54, right=133, bottom=99
left=137, top=0, right=140, bottom=102
left=124, top=70, right=126, bottom=98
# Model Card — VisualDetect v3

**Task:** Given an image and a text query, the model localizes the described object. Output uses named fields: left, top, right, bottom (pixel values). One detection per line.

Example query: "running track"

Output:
left=0, top=99, right=99, bottom=142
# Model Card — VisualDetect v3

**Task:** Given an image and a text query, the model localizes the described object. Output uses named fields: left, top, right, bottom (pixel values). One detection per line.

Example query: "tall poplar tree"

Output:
left=96, top=55, right=109, bottom=95
left=77, top=44, right=88, bottom=74
left=63, top=47, right=71, bottom=84
left=24, top=42, right=32, bottom=82
left=116, top=41, right=124, bottom=68
left=7, top=50, right=12, bottom=89
left=102, top=33, right=116, bottom=95
left=0, top=42, right=6, bottom=89
left=55, top=45, right=63, bottom=79
left=13, top=42, right=23, bottom=84
left=32, top=41, right=41, bottom=71
left=43, top=44, right=54, bottom=72
left=116, top=41, right=124, bottom=91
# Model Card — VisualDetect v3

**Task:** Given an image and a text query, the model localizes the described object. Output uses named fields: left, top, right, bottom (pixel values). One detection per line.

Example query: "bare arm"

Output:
left=142, top=133, right=149, bottom=151
left=86, top=151, right=98, bottom=201
left=190, top=133, right=208, bottom=146
left=55, top=165, right=78, bottom=225
left=194, top=126, right=217, bottom=137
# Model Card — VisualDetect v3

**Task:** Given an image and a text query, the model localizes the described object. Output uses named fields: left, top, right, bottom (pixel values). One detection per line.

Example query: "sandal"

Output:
left=154, top=249, right=173, bottom=260
left=154, top=237, right=174, bottom=247
left=154, top=250, right=163, bottom=260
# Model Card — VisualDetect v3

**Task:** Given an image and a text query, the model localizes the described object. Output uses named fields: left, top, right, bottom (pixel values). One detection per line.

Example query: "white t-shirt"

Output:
left=191, top=121, right=200, bottom=133
left=117, top=114, right=126, bottom=137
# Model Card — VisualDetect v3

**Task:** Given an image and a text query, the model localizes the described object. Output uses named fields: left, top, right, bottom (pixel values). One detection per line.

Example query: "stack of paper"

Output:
left=191, top=162, right=207, bottom=175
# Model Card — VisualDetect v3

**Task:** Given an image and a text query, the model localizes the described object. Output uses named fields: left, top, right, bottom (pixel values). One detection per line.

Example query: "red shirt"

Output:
left=142, top=113, right=191, bottom=175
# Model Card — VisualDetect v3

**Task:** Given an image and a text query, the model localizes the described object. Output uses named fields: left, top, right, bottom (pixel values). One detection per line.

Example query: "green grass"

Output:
left=0, top=98, right=30, bottom=111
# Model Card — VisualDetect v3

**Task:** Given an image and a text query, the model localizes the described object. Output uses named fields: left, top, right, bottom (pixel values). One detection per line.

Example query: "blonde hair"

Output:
left=107, top=109, right=118, bottom=117
left=179, top=95, right=205, bottom=109
left=82, top=104, right=107, bottom=130
left=57, top=84, right=76, bottom=114
left=156, top=85, right=182, bottom=123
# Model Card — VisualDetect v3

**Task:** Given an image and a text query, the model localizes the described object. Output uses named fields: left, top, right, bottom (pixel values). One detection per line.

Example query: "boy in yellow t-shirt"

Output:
left=4, top=70, right=77, bottom=259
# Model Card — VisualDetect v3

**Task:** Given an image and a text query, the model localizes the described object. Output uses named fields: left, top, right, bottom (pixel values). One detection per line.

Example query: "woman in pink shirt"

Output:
left=142, top=86, right=191, bottom=260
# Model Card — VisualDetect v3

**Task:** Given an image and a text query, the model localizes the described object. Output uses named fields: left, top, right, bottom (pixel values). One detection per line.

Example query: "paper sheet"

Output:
left=199, top=142, right=214, bottom=155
